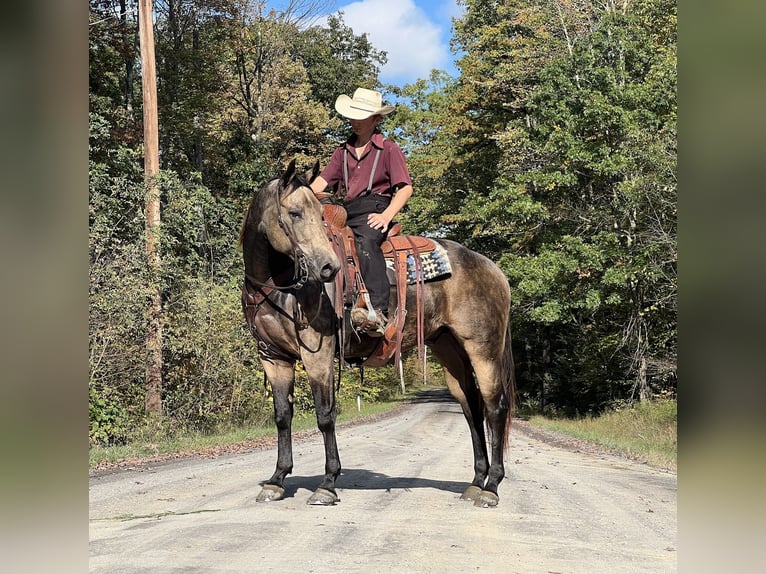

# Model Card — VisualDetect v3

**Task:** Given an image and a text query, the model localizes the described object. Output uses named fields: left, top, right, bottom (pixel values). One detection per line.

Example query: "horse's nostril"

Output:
left=320, top=263, right=338, bottom=281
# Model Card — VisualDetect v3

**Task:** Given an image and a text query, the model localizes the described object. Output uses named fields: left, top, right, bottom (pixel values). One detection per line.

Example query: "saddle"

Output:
left=322, top=202, right=437, bottom=369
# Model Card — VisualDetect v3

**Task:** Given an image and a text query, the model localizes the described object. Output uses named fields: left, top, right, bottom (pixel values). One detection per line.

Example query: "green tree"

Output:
left=407, top=0, right=575, bottom=251
left=385, top=72, right=463, bottom=236
left=398, top=0, right=676, bottom=412
left=89, top=109, right=151, bottom=441
left=498, top=0, right=677, bottom=410
left=297, top=13, right=387, bottom=143
left=153, top=0, right=236, bottom=184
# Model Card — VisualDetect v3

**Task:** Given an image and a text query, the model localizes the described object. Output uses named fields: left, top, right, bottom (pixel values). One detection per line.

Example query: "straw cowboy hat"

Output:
left=334, top=88, right=395, bottom=120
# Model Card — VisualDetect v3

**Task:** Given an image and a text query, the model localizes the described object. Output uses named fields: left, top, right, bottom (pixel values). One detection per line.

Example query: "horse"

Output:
left=240, top=159, right=516, bottom=507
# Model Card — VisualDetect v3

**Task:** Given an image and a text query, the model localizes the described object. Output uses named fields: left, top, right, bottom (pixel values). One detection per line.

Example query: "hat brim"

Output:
left=334, top=94, right=395, bottom=120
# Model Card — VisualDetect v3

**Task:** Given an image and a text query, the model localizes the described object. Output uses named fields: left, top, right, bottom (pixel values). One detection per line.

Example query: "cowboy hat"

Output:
left=334, top=88, right=395, bottom=120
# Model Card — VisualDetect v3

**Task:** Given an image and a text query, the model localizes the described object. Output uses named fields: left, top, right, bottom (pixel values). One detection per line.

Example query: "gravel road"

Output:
left=89, top=389, right=677, bottom=573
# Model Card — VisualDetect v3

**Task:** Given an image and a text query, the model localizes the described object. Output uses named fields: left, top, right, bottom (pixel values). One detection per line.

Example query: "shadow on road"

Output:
left=272, top=467, right=467, bottom=498
left=403, top=387, right=456, bottom=404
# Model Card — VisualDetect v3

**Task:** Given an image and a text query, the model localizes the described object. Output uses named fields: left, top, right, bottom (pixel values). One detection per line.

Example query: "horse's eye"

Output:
left=288, top=209, right=302, bottom=220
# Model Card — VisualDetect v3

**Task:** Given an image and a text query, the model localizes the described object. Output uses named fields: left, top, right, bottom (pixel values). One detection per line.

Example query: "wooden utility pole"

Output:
left=139, top=0, right=162, bottom=416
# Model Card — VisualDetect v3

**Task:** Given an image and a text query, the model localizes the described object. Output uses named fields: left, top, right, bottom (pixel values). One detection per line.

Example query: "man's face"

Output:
left=349, top=115, right=381, bottom=135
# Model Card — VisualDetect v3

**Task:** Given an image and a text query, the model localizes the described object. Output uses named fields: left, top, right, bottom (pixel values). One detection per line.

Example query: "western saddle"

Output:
left=320, top=199, right=436, bottom=369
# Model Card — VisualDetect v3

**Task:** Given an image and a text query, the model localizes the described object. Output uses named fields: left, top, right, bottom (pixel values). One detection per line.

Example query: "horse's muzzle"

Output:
left=319, top=261, right=340, bottom=282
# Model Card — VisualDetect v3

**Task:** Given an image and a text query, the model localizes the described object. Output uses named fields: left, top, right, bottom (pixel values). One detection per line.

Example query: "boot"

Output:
left=368, top=309, right=388, bottom=338
left=351, top=307, right=387, bottom=338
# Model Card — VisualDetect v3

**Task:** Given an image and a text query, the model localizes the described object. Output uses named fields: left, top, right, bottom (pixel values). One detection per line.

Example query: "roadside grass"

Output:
left=90, top=388, right=677, bottom=473
left=89, top=392, right=412, bottom=469
left=526, top=399, right=677, bottom=471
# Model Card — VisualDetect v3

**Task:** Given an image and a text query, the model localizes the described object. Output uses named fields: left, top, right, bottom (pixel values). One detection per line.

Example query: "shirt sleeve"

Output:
left=386, top=141, right=412, bottom=189
left=319, top=147, right=344, bottom=192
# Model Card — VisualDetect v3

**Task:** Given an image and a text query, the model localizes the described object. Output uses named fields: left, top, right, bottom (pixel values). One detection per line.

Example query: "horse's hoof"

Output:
left=307, top=487, right=339, bottom=506
left=460, top=485, right=483, bottom=502
left=256, top=484, right=285, bottom=503
left=473, top=490, right=499, bottom=508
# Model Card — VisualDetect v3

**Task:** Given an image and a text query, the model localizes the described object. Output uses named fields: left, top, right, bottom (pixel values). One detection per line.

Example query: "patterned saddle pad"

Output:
left=384, top=241, right=452, bottom=285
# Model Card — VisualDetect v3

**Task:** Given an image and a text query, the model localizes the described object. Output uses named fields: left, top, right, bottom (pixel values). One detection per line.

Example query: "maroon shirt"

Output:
left=320, top=132, right=412, bottom=203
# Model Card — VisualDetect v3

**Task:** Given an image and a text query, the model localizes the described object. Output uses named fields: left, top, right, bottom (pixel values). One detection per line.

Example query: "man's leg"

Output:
left=347, top=213, right=389, bottom=332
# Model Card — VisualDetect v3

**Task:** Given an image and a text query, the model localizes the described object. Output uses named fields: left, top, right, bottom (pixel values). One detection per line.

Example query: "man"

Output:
left=310, top=88, right=413, bottom=337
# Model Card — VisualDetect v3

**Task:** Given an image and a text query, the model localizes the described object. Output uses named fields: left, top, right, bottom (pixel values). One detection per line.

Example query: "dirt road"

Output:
left=89, top=389, right=677, bottom=573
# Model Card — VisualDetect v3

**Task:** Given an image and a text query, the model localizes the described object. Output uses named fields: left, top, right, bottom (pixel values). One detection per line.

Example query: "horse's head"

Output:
left=258, top=159, right=340, bottom=283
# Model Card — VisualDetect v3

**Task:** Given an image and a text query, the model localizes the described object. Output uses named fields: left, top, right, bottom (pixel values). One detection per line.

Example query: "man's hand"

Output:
left=367, top=212, right=391, bottom=231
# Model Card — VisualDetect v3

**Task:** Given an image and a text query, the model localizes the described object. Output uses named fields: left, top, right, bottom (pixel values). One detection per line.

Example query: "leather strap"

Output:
left=241, top=282, right=298, bottom=363
left=363, top=249, right=409, bottom=368
left=405, top=235, right=426, bottom=361
left=382, top=235, right=436, bottom=256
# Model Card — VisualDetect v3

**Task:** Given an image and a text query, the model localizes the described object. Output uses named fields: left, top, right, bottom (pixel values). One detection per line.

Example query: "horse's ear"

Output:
left=280, top=158, right=297, bottom=189
left=304, top=161, right=320, bottom=184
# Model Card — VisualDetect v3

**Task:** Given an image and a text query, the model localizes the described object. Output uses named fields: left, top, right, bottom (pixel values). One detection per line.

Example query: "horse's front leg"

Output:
left=303, top=345, right=341, bottom=506
left=256, top=360, right=296, bottom=503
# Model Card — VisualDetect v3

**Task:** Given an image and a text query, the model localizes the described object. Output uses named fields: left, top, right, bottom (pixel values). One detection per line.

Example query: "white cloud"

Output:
left=335, top=0, right=449, bottom=84
left=436, top=0, right=465, bottom=23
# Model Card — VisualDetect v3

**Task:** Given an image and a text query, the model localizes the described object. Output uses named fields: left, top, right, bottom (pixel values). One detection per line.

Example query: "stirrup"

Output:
left=351, top=307, right=386, bottom=338
left=368, top=309, right=388, bottom=337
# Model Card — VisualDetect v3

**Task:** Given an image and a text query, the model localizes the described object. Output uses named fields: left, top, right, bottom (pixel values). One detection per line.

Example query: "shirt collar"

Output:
left=370, top=132, right=386, bottom=149
left=347, top=131, right=386, bottom=149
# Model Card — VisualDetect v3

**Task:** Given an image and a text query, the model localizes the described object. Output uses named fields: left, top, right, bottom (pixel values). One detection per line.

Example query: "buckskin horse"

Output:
left=240, top=160, right=515, bottom=507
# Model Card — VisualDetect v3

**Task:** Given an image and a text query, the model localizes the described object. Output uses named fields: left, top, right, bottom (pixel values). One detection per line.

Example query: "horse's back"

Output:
left=434, top=239, right=510, bottom=303
left=406, top=239, right=509, bottom=347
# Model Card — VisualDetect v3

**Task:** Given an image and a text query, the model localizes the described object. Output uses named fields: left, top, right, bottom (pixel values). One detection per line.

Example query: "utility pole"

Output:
left=139, top=0, right=162, bottom=416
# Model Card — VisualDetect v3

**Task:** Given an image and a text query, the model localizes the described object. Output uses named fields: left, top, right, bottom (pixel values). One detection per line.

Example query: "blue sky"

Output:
left=320, top=0, right=465, bottom=87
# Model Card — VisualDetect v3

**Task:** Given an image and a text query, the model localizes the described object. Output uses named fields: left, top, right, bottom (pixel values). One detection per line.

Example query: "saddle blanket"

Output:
left=385, top=241, right=452, bottom=285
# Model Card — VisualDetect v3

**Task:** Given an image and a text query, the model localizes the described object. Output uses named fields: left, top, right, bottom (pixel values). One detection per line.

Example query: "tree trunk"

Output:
left=541, top=327, right=551, bottom=412
left=638, top=356, right=649, bottom=402
left=139, top=0, right=162, bottom=417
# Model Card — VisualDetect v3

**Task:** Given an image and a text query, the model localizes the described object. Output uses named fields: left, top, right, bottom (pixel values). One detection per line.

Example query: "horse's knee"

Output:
left=273, top=403, right=293, bottom=430
left=486, top=402, right=508, bottom=431
left=316, top=409, right=336, bottom=433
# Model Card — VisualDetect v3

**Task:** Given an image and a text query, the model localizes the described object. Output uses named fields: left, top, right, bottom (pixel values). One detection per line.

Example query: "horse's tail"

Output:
left=500, top=318, right=516, bottom=452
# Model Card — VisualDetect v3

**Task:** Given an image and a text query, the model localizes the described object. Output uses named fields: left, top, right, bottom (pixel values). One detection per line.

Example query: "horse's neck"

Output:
left=244, top=231, right=274, bottom=285
left=248, top=229, right=303, bottom=291
left=241, top=194, right=269, bottom=280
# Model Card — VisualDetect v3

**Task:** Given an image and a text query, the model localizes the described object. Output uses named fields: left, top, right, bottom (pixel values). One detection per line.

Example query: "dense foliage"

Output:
left=398, top=0, right=676, bottom=414
left=89, top=0, right=676, bottom=444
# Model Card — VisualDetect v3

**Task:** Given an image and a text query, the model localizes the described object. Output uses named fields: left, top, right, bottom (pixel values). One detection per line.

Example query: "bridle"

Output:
left=246, top=178, right=313, bottom=292
left=274, top=191, right=311, bottom=291
left=242, top=176, right=330, bottom=360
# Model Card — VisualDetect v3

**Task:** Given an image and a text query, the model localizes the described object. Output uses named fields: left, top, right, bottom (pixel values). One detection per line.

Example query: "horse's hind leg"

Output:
left=464, top=342, right=512, bottom=508
left=257, top=360, right=296, bottom=502
left=429, top=334, right=490, bottom=501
